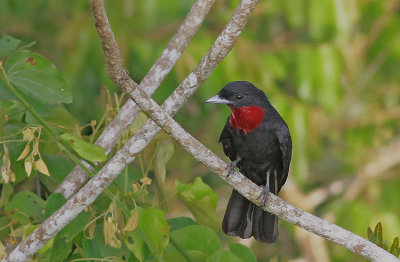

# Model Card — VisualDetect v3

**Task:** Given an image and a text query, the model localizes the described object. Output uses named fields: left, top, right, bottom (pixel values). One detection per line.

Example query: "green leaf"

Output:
left=0, top=34, right=21, bottom=56
left=45, top=193, right=67, bottom=219
left=176, top=177, right=219, bottom=231
left=44, top=106, right=79, bottom=129
left=5, top=191, right=45, bottom=222
left=229, top=243, right=257, bottom=262
left=390, top=237, right=399, bottom=257
left=374, top=222, right=383, bottom=247
left=0, top=216, right=12, bottom=240
left=0, top=183, right=13, bottom=208
left=82, top=224, right=130, bottom=259
left=367, top=227, right=375, bottom=242
left=164, top=250, right=206, bottom=262
left=165, top=225, right=220, bottom=256
left=60, top=133, right=107, bottom=162
left=125, top=207, right=169, bottom=261
left=42, top=154, right=74, bottom=184
left=4, top=50, right=72, bottom=104
left=208, top=249, right=242, bottom=262
left=167, top=217, right=199, bottom=231
left=125, top=230, right=147, bottom=261
left=57, top=210, right=91, bottom=242
left=50, top=236, right=72, bottom=262
left=138, top=207, right=169, bottom=254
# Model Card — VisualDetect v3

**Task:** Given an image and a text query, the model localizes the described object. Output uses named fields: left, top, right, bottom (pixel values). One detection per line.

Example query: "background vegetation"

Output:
left=1, top=0, right=400, bottom=261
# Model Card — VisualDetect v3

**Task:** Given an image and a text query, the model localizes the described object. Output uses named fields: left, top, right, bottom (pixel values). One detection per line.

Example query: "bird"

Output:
left=205, top=81, right=292, bottom=243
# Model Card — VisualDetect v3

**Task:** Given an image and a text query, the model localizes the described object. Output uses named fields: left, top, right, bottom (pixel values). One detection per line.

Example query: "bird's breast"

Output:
left=229, top=106, right=264, bottom=134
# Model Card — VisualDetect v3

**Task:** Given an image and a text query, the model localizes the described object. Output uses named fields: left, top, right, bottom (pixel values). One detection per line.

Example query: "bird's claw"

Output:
left=257, top=185, right=270, bottom=207
left=226, top=156, right=242, bottom=178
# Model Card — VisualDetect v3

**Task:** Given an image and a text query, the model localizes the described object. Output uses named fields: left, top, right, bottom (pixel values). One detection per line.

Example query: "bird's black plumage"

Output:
left=206, top=81, right=292, bottom=243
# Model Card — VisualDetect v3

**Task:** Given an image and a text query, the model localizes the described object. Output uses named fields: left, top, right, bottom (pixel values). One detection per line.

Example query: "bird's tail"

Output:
left=222, top=189, right=278, bottom=243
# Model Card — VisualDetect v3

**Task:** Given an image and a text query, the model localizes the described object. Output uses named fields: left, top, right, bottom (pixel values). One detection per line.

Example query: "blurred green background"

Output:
left=1, top=0, right=400, bottom=261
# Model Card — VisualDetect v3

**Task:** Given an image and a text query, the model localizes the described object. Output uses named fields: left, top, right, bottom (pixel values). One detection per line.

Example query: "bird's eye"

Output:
left=234, top=94, right=243, bottom=100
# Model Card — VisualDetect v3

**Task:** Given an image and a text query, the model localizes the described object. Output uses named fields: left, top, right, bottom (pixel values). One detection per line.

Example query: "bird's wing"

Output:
left=219, top=121, right=237, bottom=162
left=276, top=126, right=292, bottom=192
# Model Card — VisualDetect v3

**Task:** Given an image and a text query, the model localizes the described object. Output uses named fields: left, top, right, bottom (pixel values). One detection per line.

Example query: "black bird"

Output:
left=206, top=81, right=292, bottom=243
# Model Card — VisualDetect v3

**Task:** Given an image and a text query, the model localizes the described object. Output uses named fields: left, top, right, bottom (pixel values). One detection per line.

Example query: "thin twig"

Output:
left=54, top=0, right=215, bottom=199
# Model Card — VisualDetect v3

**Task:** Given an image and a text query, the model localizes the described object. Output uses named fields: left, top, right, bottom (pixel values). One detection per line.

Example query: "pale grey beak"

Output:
left=205, top=95, right=232, bottom=104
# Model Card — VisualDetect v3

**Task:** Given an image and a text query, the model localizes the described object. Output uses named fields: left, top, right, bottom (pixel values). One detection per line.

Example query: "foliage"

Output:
left=367, top=222, right=400, bottom=258
left=1, top=0, right=400, bottom=261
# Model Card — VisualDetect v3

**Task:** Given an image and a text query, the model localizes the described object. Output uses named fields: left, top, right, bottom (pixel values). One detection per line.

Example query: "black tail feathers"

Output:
left=222, top=189, right=278, bottom=243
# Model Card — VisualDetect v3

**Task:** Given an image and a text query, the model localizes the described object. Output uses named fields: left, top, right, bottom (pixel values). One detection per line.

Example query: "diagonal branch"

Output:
left=95, top=30, right=400, bottom=262
left=87, top=1, right=398, bottom=262
left=54, top=0, right=215, bottom=199
left=3, top=0, right=257, bottom=261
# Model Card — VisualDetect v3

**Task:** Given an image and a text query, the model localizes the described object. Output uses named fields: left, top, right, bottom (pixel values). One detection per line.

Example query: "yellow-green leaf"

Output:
left=17, top=143, right=30, bottom=161
left=35, top=158, right=50, bottom=176
left=24, top=159, right=32, bottom=177
left=60, top=133, right=107, bottom=162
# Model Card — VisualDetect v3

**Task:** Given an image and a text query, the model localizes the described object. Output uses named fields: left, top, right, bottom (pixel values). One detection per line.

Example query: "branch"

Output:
left=54, top=0, right=215, bottom=199
left=86, top=2, right=398, bottom=261
left=3, top=0, right=256, bottom=261
left=101, top=46, right=400, bottom=262
left=87, top=0, right=398, bottom=260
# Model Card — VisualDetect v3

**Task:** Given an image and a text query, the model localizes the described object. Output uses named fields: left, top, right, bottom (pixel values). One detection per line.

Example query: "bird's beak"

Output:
left=205, top=95, right=232, bottom=104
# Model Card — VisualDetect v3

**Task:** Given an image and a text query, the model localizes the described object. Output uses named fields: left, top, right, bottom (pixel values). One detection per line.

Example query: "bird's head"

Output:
left=206, top=81, right=269, bottom=134
left=205, top=81, right=269, bottom=108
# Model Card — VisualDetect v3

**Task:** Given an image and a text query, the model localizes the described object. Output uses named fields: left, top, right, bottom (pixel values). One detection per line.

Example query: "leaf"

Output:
left=4, top=50, right=72, bottom=104
left=167, top=217, right=199, bottom=232
left=390, top=237, right=399, bottom=257
left=229, top=243, right=257, bottom=262
left=82, top=224, right=129, bottom=259
left=22, top=128, right=36, bottom=142
left=0, top=217, right=12, bottom=240
left=57, top=210, right=91, bottom=242
left=42, top=154, right=74, bottom=184
left=103, top=217, right=117, bottom=247
left=176, top=177, right=219, bottom=231
left=367, top=227, right=375, bottom=242
left=154, top=139, right=174, bottom=184
left=24, top=158, right=32, bottom=177
left=0, top=183, right=13, bottom=208
left=34, top=158, right=50, bottom=176
left=60, top=133, right=107, bottom=162
left=123, top=209, right=139, bottom=232
left=374, top=222, right=383, bottom=247
left=138, top=207, right=169, bottom=254
left=50, top=236, right=72, bottom=262
left=125, top=230, right=146, bottom=261
left=208, top=249, right=242, bottom=262
left=0, top=34, right=21, bottom=56
left=125, top=207, right=169, bottom=261
left=0, top=241, right=6, bottom=260
left=45, top=193, right=67, bottom=219
left=5, top=191, right=45, bottom=222
left=17, top=143, right=30, bottom=161
left=165, top=225, right=220, bottom=256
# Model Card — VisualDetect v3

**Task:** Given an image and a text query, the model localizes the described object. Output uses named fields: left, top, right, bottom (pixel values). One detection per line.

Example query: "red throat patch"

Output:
left=229, top=106, right=265, bottom=134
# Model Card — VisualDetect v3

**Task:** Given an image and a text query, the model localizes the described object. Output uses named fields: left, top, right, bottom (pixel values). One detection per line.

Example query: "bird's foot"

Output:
left=257, top=185, right=270, bottom=207
left=257, top=170, right=271, bottom=207
left=226, top=156, right=242, bottom=178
